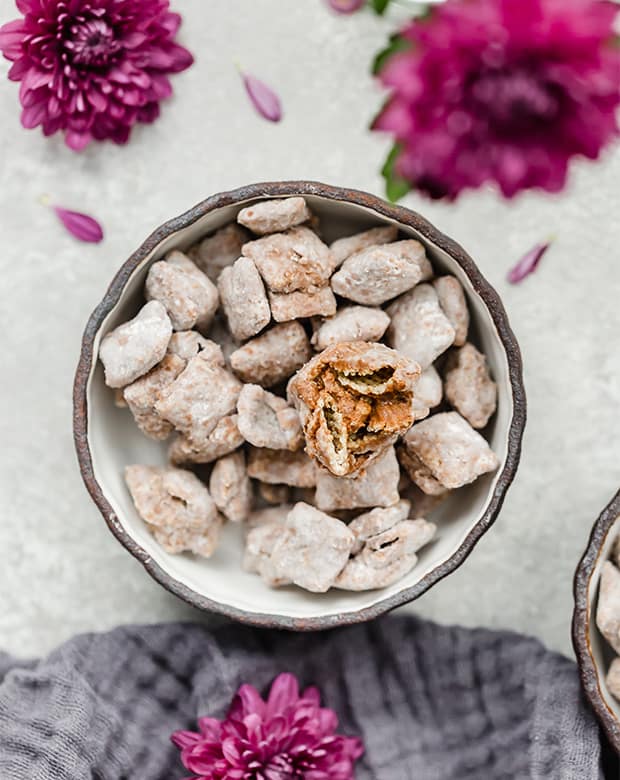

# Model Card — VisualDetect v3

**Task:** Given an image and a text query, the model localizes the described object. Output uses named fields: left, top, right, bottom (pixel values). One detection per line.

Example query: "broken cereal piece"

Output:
left=331, top=240, right=432, bottom=305
left=99, top=301, right=172, bottom=388
left=288, top=341, right=420, bottom=476
left=311, top=306, right=390, bottom=351
left=230, top=322, right=312, bottom=387
left=168, top=414, right=243, bottom=465
left=268, top=286, right=337, bottom=323
left=123, top=353, right=186, bottom=440
left=209, top=451, right=251, bottom=522
left=597, top=561, right=620, bottom=655
left=402, top=412, right=499, bottom=490
left=145, top=251, right=219, bottom=332
left=237, top=197, right=312, bottom=235
left=433, top=275, right=469, bottom=347
left=155, top=355, right=242, bottom=444
left=329, top=225, right=399, bottom=270
left=242, top=226, right=332, bottom=294
left=444, top=343, right=497, bottom=429
left=387, top=283, right=455, bottom=369
left=125, top=464, right=222, bottom=557
left=269, top=503, right=354, bottom=592
left=187, top=223, right=250, bottom=282
left=247, top=447, right=317, bottom=488
left=237, top=384, right=302, bottom=451
left=315, top=446, right=400, bottom=511
left=218, top=256, right=271, bottom=341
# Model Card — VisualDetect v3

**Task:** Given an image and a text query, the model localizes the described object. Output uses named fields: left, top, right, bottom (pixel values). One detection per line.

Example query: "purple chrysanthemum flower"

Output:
left=171, top=673, right=364, bottom=779
left=373, top=0, right=620, bottom=200
left=0, top=0, right=193, bottom=150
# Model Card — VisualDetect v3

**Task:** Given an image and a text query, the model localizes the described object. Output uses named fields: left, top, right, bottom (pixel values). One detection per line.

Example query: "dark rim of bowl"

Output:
left=73, top=180, right=526, bottom=631
left=572, top=489, right=620, bottom=753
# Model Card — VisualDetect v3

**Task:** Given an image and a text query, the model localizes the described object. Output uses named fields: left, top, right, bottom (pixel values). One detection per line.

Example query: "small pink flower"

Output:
left=171, top=673, right=364, bottom=779
left=373, top=0, right=620, bottom=201
left=0, top=0, right=193, bottom=151
left=241, top=71, right=282, bottom=122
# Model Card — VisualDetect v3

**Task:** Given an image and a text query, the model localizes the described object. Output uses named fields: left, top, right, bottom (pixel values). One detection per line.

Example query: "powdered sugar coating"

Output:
left=237, top=384, right=302, bottom=451
left=99, top=300, right=172, bottom=388
left=145, top=251, right=219, bottom=333
left=387, top=283, right=455, bottom=369
left=125, top=464, right=221, bottom=557
left=218, top=256, right=271, bottom=341
left=444, top=343, right=497, bottom=429
left=237, top=197, right=312, bottom=235
left=230, top=322, right=311, bottom=387
left=242, top=226, right=332, bottom=294
left=329, top=224, right=398, bottom=270
left=311, top=306, right=390, bottom=351
left=433, top=275, right=469, bottom=347
left=209, top=451, right=251, bottom=523
left=247, top=447, right=317, bottom=488
left=315, top=446, right=400, bottom=511
left=411, top=365, right=443, bottom=422
left=167, top=331, right=224, bottom=365
left=187, top=223, right=250, bottom=283
left=402, top=412, right=499, bottom=490
left=155, top=355, right=242, bottom=445
left=123, top=353, right=185, bottom=440
left=269, top=503, right=354, bottom=593
left=168, top=414, right=243, bottom=465
left=268, top=286, right=337, bottom=322
left=331, top=240, right=432, bottom=305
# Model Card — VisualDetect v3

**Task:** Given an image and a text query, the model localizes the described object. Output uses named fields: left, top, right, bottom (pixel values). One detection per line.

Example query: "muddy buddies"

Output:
left=98, top=197, right=500, bottom=593
left=596, top=537, right=620, bottom=702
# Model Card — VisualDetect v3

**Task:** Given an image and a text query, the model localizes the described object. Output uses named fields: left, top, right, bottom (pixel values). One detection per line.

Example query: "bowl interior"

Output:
left=85, top=193, right=514, bottom=622
left=586, top=514, right=620, bottom=722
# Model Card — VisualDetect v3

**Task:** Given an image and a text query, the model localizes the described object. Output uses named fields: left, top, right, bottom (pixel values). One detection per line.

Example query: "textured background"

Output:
left=0, top=0, right=618, bottom=659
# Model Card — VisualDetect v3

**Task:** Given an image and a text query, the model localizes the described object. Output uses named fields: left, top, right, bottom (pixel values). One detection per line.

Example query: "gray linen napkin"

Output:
left=0, top=616, right=607, bottom=779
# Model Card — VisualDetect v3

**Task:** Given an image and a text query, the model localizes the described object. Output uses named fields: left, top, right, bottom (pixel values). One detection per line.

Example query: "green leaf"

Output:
left=372, top=33, right=411, bottom=75
left=381, top=144, right=411, bottom=202
left=370, top=0, right=391, bottom=15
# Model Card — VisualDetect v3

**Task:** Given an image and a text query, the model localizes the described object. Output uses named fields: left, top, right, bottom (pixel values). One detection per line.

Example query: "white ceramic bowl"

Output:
left=573, top=490, right=620, bottom=752
left=74, top=181, right=525, bottom=630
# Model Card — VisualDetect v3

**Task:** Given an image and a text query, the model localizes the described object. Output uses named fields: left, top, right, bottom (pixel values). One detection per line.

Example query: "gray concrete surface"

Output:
left=0, top=0, right=618, bottom=658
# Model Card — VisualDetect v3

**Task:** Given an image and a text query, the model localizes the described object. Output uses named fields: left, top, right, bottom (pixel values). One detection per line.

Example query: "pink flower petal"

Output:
left=326, top=0, right=366, bottom=13
left=52, top=206, right=104, bottom=243
left=507, top=240, right=552, bottom=283
left=241, top=72, right=282, bottom=122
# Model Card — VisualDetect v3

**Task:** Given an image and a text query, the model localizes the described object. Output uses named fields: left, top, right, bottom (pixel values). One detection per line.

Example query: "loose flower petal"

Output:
left=241, top=72, right=282, bottom=122
left=507, top=240, right=552, bottom=284
left=327, top=0, right=366, bottom=13
left=53, top=206, right=104, bottom=243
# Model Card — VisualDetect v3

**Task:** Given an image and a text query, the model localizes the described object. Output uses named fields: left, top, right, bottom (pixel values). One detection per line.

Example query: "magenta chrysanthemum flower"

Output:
left=0, top=0, right=193, bottom=150
left=373, top=0, right=620, bottom=200
left=171, top=673, right=364, bottom=779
